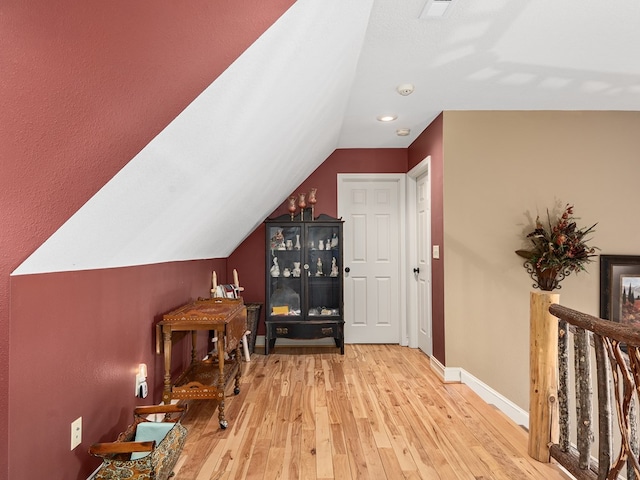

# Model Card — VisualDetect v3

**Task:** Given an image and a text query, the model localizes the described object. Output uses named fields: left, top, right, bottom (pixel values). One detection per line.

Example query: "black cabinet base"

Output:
left=265, top=320, right=344, bottom=355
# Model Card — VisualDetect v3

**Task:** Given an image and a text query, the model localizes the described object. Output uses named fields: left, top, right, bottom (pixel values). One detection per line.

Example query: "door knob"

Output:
left=413, top=267, right=420, bottom=274
left=345, top=267, right=350, bottom=273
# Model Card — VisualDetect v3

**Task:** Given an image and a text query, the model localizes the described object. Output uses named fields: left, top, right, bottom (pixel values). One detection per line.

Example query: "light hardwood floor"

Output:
left=172, top=344, right=569, bottom=479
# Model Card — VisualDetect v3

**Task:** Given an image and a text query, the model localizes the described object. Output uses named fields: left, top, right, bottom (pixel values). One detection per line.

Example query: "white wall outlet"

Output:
left=71, top=416, right=82, bottom=450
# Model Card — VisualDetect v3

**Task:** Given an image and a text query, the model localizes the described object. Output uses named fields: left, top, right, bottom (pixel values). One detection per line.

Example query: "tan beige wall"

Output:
left=442, top=111, right=640, bottom=410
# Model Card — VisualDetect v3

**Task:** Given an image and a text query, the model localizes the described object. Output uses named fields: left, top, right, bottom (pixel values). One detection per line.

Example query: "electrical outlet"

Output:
left=71, top=417, right=82, bottom=450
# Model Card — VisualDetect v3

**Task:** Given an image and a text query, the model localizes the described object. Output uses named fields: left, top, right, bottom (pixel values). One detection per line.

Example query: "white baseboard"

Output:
left=430, top=357, right=528, bottom=428
left=459, top=370, right=529, bottom=428
left=430, top=356, right=461, bottom=383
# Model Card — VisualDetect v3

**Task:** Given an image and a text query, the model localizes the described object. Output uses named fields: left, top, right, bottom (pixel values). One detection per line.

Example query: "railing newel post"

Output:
left=529, top=291, right=560, bottom=462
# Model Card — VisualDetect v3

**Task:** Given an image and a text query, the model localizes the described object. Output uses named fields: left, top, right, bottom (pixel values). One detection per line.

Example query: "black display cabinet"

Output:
left=264, top=213, right=344, bottom=354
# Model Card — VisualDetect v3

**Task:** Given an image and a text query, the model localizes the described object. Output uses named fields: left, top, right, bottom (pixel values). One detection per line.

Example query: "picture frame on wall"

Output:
left=600, top=255, right=640, bottom=326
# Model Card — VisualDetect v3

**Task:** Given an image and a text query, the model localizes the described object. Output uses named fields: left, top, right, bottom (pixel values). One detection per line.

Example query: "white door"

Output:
left=338, top=174, right=405, bottom=344
left=416, top=171, right=433, bottom=355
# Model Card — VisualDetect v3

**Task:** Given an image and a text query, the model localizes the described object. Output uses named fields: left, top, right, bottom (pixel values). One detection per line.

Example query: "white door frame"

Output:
left=337, top=173, right=408, bottom=346
left=406, top=156, right=432, bottom=350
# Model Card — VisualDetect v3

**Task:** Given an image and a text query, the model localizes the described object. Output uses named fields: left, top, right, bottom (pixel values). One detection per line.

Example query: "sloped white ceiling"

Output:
left=13, top=0, right=374, bottom=275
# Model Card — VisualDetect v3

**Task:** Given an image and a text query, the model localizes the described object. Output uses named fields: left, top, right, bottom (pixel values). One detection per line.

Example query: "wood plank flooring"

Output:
left=172, top=344, right=569, bottom=479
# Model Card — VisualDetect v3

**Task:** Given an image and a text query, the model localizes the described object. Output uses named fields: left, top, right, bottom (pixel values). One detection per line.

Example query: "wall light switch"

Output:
left=432, top=245, right=440, bottom=259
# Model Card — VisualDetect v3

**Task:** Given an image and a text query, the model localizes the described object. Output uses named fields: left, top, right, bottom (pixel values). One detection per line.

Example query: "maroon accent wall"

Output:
left=0, top=1, right=294, bottom=477
left=228, top=148, right=409, bottom=336
left=408, top=113, right=445, bottom=363
left=9, top=259, right=226, bottom=479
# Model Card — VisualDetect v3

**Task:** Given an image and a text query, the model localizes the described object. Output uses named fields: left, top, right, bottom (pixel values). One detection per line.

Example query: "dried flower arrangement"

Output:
left=516, top=204, right=598, bottom=291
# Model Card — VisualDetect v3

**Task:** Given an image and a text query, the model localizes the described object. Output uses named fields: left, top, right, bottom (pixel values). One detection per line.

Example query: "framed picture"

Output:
left=600, top=255, right=640, bottom=326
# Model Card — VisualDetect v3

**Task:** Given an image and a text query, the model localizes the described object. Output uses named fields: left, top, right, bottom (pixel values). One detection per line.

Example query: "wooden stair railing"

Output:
left=539, top=304, right=640, bottom=480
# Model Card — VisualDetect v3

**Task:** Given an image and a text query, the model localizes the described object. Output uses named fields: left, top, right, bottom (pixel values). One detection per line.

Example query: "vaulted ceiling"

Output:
left=13, top=0, right=640, bottom=275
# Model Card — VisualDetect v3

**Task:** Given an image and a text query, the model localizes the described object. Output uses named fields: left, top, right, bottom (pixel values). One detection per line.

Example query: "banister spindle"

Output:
left=574, top=327, right=594, bottom=470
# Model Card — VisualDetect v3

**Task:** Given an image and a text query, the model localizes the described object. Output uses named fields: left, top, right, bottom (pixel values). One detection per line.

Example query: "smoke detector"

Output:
left=397, top=84, right=415, bottom=96
left=396, top=128, right=411, bottom=137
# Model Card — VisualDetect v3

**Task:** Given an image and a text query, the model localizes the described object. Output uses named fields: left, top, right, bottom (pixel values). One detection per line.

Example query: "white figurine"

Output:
left=330, top=257, right=339, bottom=277
left=283, top=268, right=291, bottom=277
left=292, top=262, right=301, bottom=277
left=318, top=240, right=324, bottom=250
left=270, top=257, right=280, bottom=277
left=316, top=257, right=323, bottom=276
left=331, top=233, right=339, bottom=248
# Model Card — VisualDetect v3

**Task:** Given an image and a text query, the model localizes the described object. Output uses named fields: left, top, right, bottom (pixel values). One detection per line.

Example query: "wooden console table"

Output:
left=156, top=297, right=247, bottom=429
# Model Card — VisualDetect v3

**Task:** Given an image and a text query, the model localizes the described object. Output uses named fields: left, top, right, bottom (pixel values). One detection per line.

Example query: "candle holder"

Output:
left=308, top=188, right=317, bottom=221
left=297, top=193, right=307, bottom=221
left=287, top=197, right=297, bottom=221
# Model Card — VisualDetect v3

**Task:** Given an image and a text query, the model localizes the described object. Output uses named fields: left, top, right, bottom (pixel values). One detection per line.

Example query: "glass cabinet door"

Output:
left=267, top=224, right=303, bottom=318
left=305, top=224, right=341, bottom=318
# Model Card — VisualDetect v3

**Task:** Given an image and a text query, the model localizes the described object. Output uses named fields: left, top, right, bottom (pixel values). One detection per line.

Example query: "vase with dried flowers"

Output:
left=515, top=204, right=598, bottom=291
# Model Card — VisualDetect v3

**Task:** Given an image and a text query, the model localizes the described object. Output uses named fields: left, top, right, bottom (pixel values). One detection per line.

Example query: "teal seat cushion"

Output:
left=130, top=422, right=175, bottom=460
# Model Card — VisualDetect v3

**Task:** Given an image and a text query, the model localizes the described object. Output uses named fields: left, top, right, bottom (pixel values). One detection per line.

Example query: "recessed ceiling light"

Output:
left=396, top=128, right=411, bottom=136
left=377, top=114, right=398, bottom=122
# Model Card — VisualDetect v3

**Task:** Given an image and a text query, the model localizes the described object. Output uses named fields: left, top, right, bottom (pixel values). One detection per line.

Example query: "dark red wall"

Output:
left=10, top=259, right=225, bottom=479
left=0, top=1, right=294, bottom=477
left=228, top=148, right=409, bottom=336
left=408, top=113, right=445, bottom=363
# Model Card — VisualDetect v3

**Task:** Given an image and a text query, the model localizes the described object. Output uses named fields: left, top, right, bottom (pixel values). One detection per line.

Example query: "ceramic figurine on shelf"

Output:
left=295, top=234, right=301, bottom=250
left=326, top=238, right=331, bottom=250
left=270, top=257, right=280, bottom=277
left=271, top=229, right=285, bottom=250
left=318, top=240, right=324, bottom=250
left=330, top=257, right=339, bottom=277
left=292, top=262, right=301, bottom=277
left=283, top=268, right=291, bottom=277
left=286, top=239, right=293, bottom=250
left=316, top=257, right=323, bottom=276
left=331, top=233, right=339, bottom=249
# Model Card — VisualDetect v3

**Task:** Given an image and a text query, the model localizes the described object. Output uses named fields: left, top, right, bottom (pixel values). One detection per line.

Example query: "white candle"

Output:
left=212, top=271, right=218, bottom=290
left=233, top=269, right=239, bottom=287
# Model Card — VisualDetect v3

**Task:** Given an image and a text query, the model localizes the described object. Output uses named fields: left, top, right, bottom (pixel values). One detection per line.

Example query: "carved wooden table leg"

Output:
left=234, top=343, right=241, bottom=395
left=217, top=333, right=227, bottom=429
left=162, top=329, right=173, bottom=404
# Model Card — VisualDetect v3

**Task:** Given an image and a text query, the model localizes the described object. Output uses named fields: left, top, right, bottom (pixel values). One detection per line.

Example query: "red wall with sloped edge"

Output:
left=1, top=0, right=294, bottom=477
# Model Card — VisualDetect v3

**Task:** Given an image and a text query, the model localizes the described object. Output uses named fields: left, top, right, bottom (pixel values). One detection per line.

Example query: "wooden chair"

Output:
left=88, top=404, right=187, bottom=480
